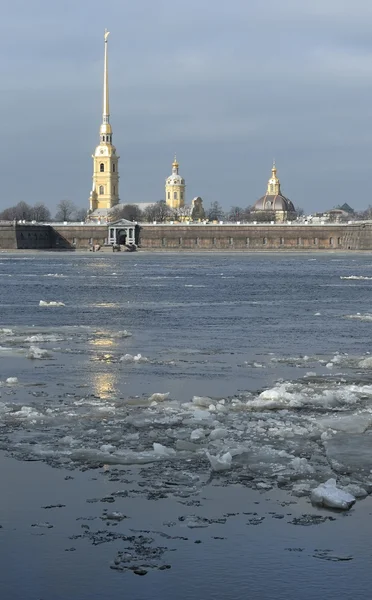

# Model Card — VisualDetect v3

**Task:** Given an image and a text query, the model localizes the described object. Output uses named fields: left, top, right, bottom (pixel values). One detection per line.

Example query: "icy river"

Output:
left=1, top=251, right=372, bottom=599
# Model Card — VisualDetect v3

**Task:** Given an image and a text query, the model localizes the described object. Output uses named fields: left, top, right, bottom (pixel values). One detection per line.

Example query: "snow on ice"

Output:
left=311, top=479, right=356, bottom=510
left=39, top=300, right=65, bottom=307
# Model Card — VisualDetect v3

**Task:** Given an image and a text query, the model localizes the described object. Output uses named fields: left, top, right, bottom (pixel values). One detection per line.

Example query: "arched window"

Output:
left=100, top=163, right=104, bottom=172
left=102, top=136, right=105, bottom=142
left=167, top=192, right=170, bottom=199
left=113, top=163, right=116, bottom=172
left=113, top=185, right=116, bottom=194
left=181, top=192, right=184, bottom=200
left=174, top=191, right=178, bottom=200
left=99, top=185, right=104, bottom=195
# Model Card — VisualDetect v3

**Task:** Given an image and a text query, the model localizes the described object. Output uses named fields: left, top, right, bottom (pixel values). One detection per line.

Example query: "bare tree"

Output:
left=295, top=206, right=304, bottom=217
left=0, top=201, right=33, bottom=221
left=74, top=208, right=88, bottom=222
left=55, top=200, right=76, bottom=222
left=228, top=206, right=245, bottom=222
left=31, top=203, right=51, bottom=222
left=207, top=201, right=225, bottom=221
left=110, top=204, right=143, bottom=222
left=143, top=201, right=172, bottom=223
left=247, top=210, right=276, bottom=223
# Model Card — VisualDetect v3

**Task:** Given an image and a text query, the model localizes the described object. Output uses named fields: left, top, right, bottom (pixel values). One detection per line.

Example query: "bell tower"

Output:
left=165, top=156, right=186, bottom=209
left=89, top=30, right=120, bottom=213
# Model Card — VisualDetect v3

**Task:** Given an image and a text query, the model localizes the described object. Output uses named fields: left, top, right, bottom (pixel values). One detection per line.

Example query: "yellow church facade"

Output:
left=89, top=30, right=120, bottom=214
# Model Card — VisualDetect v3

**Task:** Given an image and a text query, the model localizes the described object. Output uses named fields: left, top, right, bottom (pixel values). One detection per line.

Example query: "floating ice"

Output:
left=190, top=428, right=205, bottom=441
left=104, top=511, right=126, bottom=521
left=311, top=479, right=356, bottom=510
left=153, top=443, right=176, bottom=457
left=346, top=313, right=372, bottom=322
left=192, top=396, right=215, bottom=408
left=111, top=330, right=132, bottom=338
left=318, top=413, right=372, bottom=434
left=6, top=377, right=18, bottom=384
left=100, top=444, right=116, bottom=453
left=209, top=428, right=228, bottom=441
left=0, top=328, right=14, bottom=336
left=340, top=275, right=372, bottom=280
left=120, top=353, right=148, bottom=363
left=290, top=457, right=315, bottom=475
left=206, top=451, right=232, bottom=472
left=148, top=392, right=170, bottom=402
left=358, top=356, right=372, bottom=368
left=27, top=346, right=50, bottom=360
left=25, top=334, right=62, bottom=343
left=39, top=300, right=65, bottom=307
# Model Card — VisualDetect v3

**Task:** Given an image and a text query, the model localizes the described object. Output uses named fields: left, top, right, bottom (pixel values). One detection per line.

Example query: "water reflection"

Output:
left=88, top=337, right=115, bottom=347
left=91, top=371, right=118, bottom=399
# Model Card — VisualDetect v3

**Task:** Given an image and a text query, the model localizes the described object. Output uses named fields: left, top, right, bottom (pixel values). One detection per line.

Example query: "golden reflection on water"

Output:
left=90, top=302, right=120, bottom=309
left=91, top=371, right=118, bottom=399
left=89, top=337, right=115, bottom=347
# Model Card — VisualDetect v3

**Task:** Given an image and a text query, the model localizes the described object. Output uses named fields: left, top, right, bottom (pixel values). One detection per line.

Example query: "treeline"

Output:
left=111, top=201, right=300, bottom=223
left=0, top=199, right=304, bottom=224
left=0, top=200, right=87, bottom=223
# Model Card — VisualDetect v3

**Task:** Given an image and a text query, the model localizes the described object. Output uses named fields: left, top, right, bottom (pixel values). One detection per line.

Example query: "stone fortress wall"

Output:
left=1, top=221, right=372, bottom=251
left=139, top=223, right=372, bottom=251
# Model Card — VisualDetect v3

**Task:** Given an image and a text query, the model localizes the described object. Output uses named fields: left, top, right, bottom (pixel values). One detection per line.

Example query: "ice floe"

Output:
left=39, top=300, right=65, bottom=307
left=311, top=479, right=356, bottom=510
left=340, top=275, right=372, bottom=280
left=25, top=334, right=63, bottom=343
left=27, top=346, right=51, bottom=359
left=206, top=451, right=232, bottom=472
left=120, top=353, right=149, bottom=363
left=148, top=392, right=170, bottom=402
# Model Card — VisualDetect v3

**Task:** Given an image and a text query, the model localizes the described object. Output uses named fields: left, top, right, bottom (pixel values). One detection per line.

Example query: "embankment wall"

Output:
left=138, top=223, right=372, bottom=251
left=1, top=222, right=372, bottom=251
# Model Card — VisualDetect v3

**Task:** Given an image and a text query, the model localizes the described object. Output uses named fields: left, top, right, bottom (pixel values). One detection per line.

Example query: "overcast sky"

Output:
left=1, top=0, right=372, bottom=214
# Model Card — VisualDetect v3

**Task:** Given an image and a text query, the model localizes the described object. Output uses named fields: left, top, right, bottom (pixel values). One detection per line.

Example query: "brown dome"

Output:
left=253, top=194, right=295, bottom=212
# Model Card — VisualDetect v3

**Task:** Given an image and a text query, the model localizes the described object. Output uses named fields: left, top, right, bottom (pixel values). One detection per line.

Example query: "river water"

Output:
left=1, top=251, right=372, bottom=599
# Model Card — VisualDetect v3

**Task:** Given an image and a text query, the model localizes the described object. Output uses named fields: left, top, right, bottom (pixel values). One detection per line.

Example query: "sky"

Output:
left=1, top=0, right=372, bottom=214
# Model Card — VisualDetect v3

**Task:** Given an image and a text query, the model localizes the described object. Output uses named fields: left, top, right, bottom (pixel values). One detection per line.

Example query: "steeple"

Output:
left=172, top=155, right=179, bottom=174
left=100, top=29, right=112, bottom=143
left=267, top=160, right=281, bottom=195
left=89, top=30, right=120, bottom=214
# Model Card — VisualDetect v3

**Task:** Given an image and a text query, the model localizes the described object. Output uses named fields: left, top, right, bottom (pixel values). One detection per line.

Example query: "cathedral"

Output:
left=86, top=32, right=294, bottom=226
left=88, top=30, right=120, bottom=218
left=253, top=162, right=296, bottom=222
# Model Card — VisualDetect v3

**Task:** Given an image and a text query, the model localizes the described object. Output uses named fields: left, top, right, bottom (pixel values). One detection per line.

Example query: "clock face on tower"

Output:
left=100, top=149, right=104, bottom=154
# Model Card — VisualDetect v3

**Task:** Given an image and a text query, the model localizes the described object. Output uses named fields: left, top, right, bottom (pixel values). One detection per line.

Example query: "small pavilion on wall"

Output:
left=253, top=162, right=296, bottom=222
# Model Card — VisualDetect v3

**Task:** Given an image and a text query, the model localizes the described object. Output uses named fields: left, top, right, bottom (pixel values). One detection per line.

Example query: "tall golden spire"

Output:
left=89, top=29, right=119, bottom=214
left=100, top=29, right=112, bottom=142
left=103, top=29, right=110, bottom=123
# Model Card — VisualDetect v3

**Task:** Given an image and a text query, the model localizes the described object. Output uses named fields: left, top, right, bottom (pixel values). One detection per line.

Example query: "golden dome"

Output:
left=172, top=154, right=179, bottom=169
